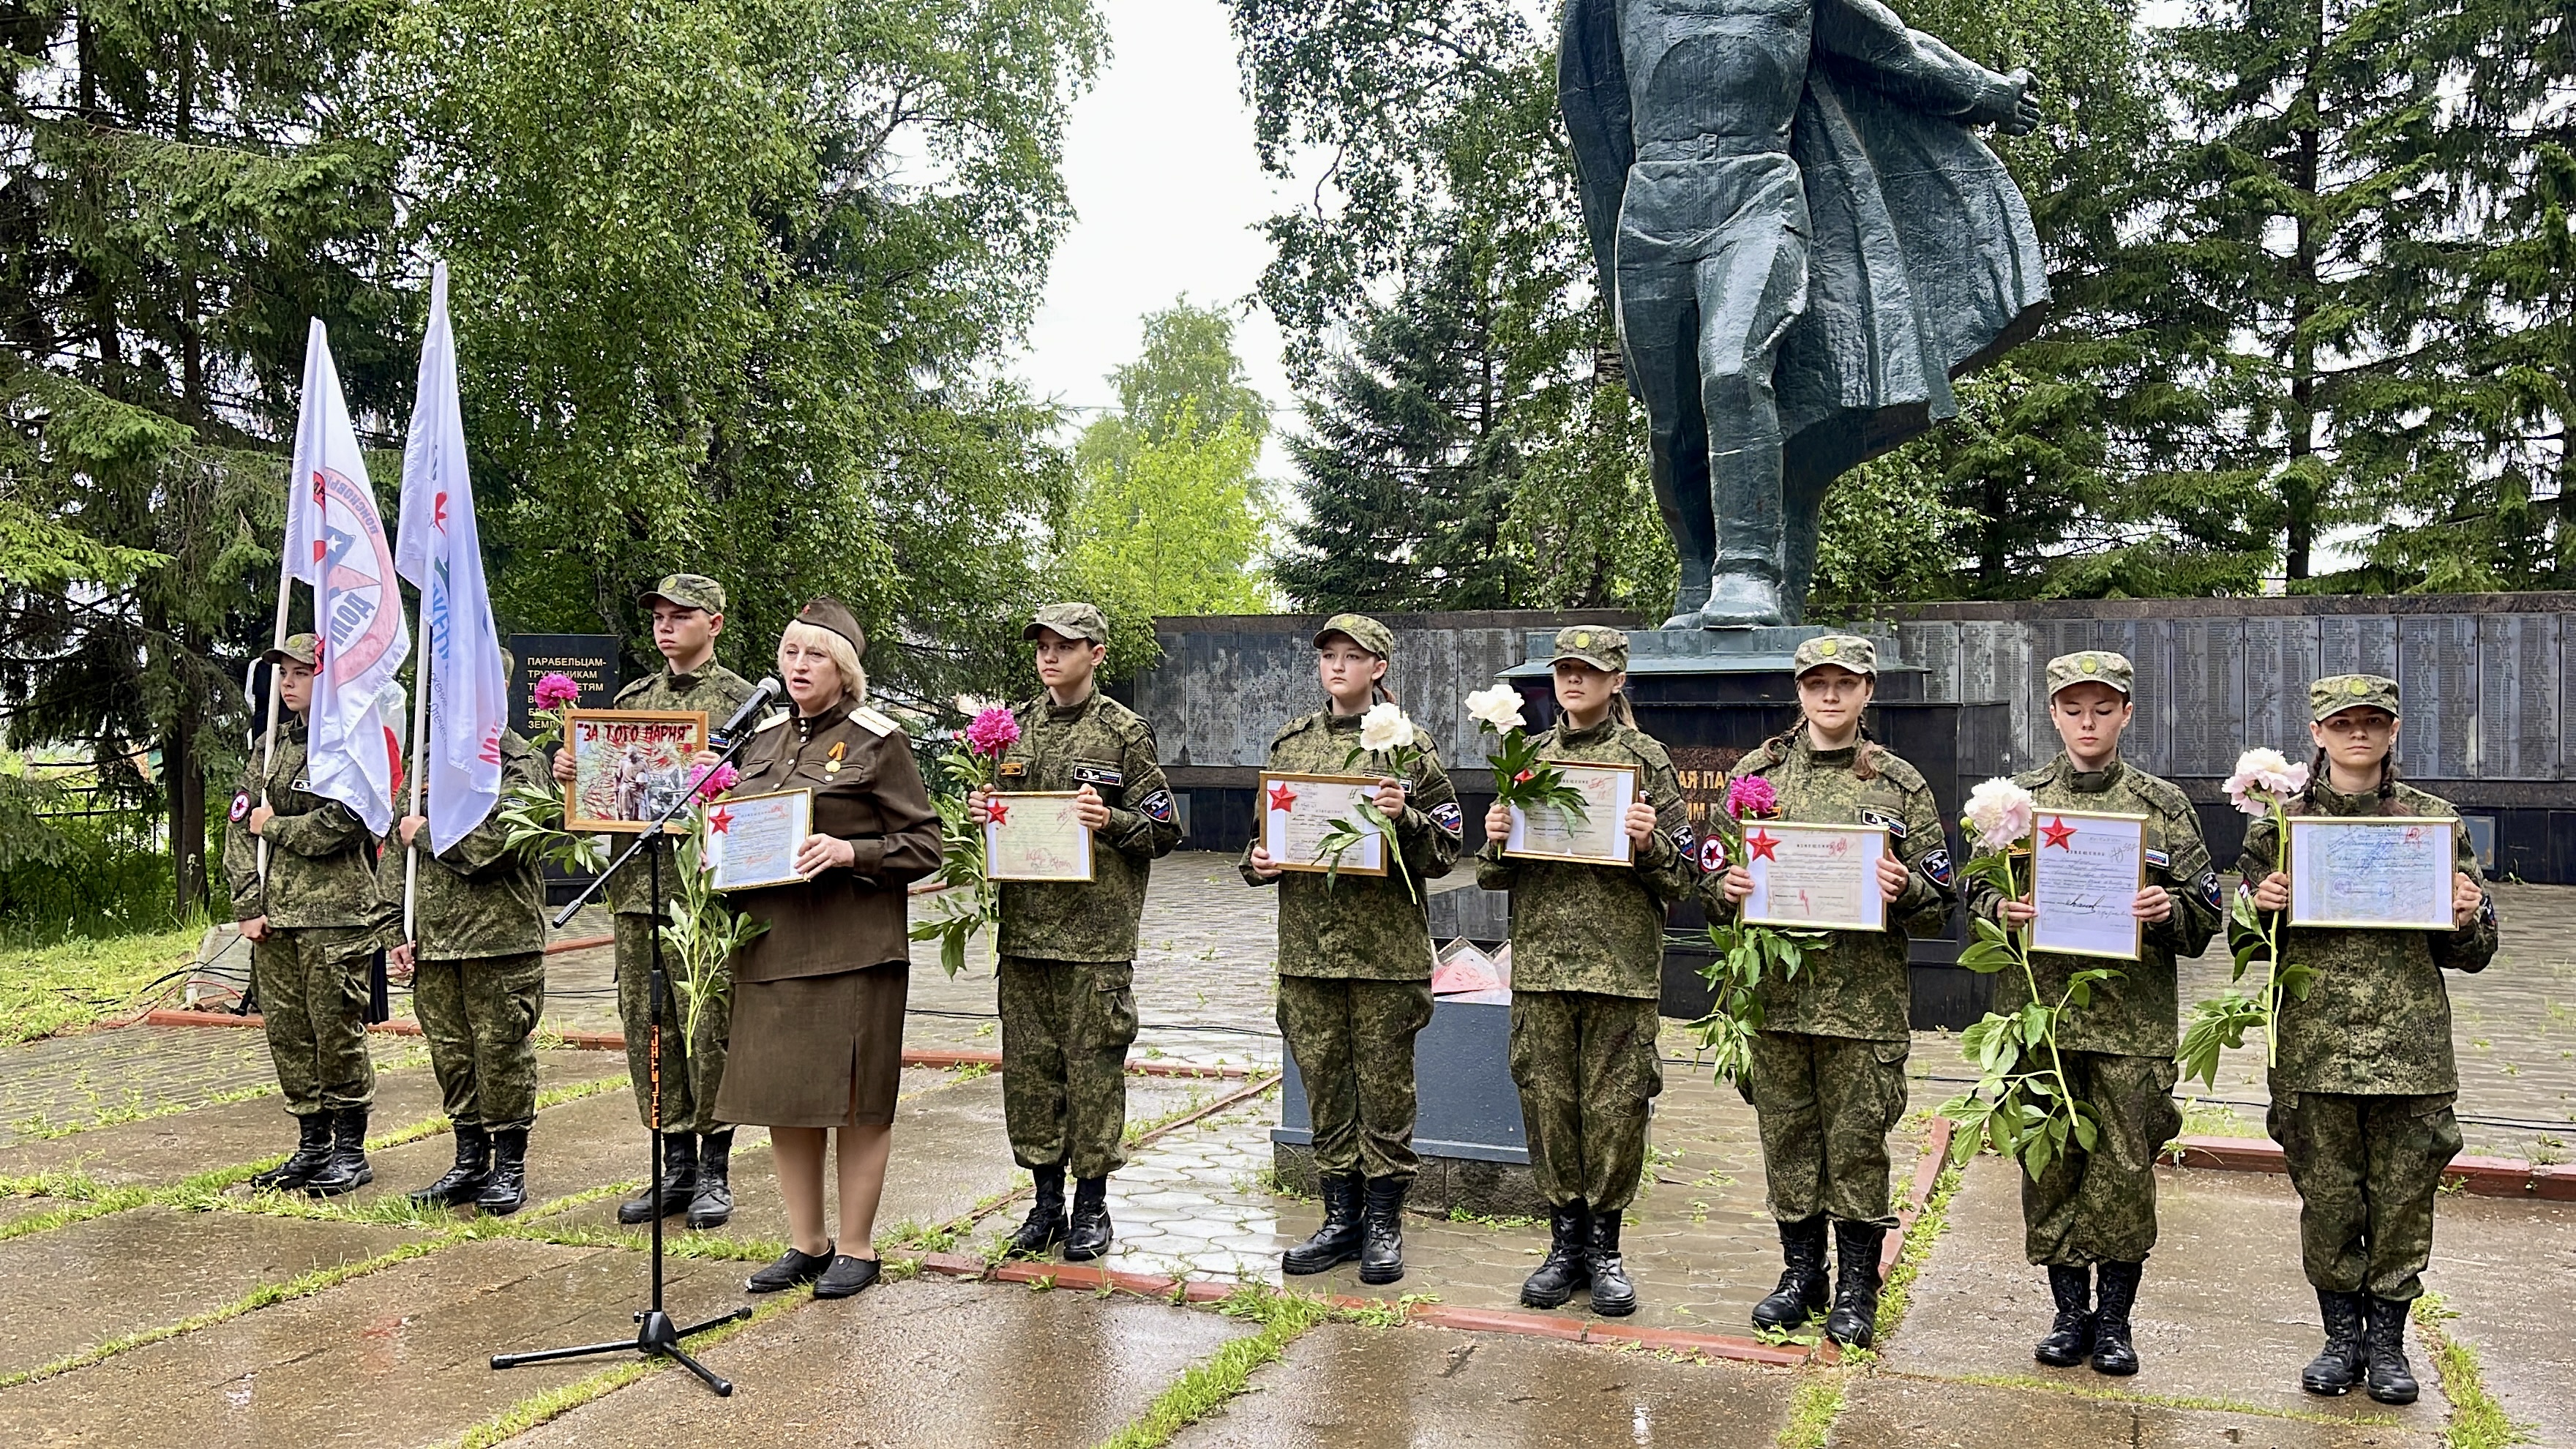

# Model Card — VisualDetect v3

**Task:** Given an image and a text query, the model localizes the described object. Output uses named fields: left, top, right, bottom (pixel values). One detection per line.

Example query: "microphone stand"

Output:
left=490, top=715, right=768, bottom=1396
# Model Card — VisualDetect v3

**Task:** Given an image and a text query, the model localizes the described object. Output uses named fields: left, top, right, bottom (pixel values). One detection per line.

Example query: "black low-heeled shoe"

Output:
left=814, top=1254, right=882, bottom=1300
left=746, top=1240, right=835, bottom=1293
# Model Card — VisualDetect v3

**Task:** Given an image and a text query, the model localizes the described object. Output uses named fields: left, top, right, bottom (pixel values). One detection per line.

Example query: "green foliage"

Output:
left=1688, top=918, right=1816, bottom=1087
left=1938, top=852, right=2117, bottom=1181
left=659, top=814, right=765, bottom=1046
left=0, top=921, right=203, bottom=1044
left=2176, top=882, right=2315, bottom=1089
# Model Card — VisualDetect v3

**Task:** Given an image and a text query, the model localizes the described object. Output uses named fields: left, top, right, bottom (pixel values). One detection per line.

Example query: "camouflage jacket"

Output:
left=1966, top=755, right=2222, bottom=1057
left=1240, top=709, right=1464, bottom=981
left=2234, top=773, right=2497, bottom=1096
left=1724, top=733, right=1953, bottom=1041
left=1475, top=716, right=1696, bottom=1000
left=366, top=731, right=550, bottom=961
left=995, top=688, right=1181, bottom=962
left=221, top=721, right=379, bottom=928
left=602, top=662, right=760, bottom=916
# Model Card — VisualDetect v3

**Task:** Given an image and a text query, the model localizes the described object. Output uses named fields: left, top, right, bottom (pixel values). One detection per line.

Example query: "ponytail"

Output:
left=1609, top=691, right=1636, bottom=729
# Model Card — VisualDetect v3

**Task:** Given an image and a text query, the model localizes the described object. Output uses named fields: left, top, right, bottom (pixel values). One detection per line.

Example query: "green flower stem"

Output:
left=2007, top=852, right=2077, bottom=1123
left=2257, top=796, right=2288, bottom=1068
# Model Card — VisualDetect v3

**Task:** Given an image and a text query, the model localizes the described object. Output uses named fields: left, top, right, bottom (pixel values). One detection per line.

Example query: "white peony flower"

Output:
left=1358, top=700, right=1415, bottom=755
left=1962, top=777, right=2037, bottom=855
left=1465, top=684, right=1525, bottom=731
left=2223, top=747, right=2310, bottom=818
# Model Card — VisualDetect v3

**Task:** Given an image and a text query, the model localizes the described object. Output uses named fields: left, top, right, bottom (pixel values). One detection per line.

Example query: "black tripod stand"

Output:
left=491, top=725, right=762, bottom=1396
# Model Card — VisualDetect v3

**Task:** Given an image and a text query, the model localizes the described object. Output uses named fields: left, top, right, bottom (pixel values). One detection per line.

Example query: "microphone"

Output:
left=712, top=677, right=783, bottom=745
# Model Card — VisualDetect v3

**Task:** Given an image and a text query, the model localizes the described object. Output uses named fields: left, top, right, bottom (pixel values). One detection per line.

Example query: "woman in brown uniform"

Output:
left=716, top=598, right=941, bottom=1300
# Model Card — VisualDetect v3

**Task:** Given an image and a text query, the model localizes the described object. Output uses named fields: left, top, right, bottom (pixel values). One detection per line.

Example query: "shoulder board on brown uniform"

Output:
left=850, top=704, right=900, bottom=738
left=753, top=709, right=792, bottom=733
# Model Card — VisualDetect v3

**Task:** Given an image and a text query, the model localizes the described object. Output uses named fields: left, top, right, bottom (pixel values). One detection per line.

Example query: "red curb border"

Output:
left=2167, top=1134, right=2576, bottom=1201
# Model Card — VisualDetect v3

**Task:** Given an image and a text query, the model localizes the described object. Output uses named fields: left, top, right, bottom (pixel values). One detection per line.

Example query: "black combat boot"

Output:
left=1519, top=1202, right=1592, bottom=1310
left=1824, top=1220, right=1886, bottom=1349
left=1063, top=1175, right=1114, bottom=1262
left=1587, top=1210, right=1639, bottom=1317
left=2363, top=1298, right=2421, bottom=1404
left=1006, top=1164, right=1070, bottom=1258
left=686, top=1128, right=735, bottom=1229
left=1358, top=1178, right=1408, bottom=1286
left=304, top=1106, right=373, bottom=1197
left=476, top=1126, right=529, bottom=1216
left=1752, top=1216, right=1832, bottom=1332
left=616, top=1136, right=697, bottom=1224
left=1282, top=1175, right=1363, bottom=1275
left=252, top=1114, right=334, bottom=1192
left=2300, top=1289, right=2368, bottom=1396
left=409, top=1124, right=492, bottom=1208
left=2089, top=1261, right=2142, bottom=1376
left=2033, top=1264, right=2095, bottom=1367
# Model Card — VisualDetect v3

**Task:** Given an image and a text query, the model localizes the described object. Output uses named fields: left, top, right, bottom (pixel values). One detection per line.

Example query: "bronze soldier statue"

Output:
left=1560, top=0, right=2047, bottom=626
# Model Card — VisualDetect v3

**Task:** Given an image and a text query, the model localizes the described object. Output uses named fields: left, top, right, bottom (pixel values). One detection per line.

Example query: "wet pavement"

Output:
left=0, top=854, right=2566, bottom=1445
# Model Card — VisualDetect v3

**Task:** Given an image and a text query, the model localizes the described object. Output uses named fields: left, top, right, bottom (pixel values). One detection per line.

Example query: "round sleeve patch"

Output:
left=228, top=791, right=252, bottom=823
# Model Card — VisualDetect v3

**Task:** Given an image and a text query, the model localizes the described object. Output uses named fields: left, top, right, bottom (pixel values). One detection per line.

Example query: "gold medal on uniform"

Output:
left=824, top=741, right=845, bottom=777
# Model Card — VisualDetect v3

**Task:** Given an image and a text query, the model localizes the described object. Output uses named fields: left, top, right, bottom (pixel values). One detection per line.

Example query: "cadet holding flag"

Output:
left=553, top=574, right=760, bottom=1229
left=967, top=604, right=1182, bottom=1262
left=1243, top=614, right=1464, bottom=1284
left=1965, top=651, right=2221, bottom=1376
left=1711, top=634, right=1952, bottom=1349
left=2237, top=675, right=2496, bottom=1405
left=1478, top=626, right=1697, bottom=1318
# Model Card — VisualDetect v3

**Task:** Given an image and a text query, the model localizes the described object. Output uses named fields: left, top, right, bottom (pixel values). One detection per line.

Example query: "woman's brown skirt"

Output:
left=714, top=960, right=909, bottom=1128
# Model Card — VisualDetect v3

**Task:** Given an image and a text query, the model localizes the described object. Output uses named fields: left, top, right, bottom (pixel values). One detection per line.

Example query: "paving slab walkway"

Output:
left=1834, top=1375, right=2436, bottom=1448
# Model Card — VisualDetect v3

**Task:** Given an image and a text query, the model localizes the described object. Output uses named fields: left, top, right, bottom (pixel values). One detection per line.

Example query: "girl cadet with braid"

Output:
left=1479, top=626, right=1699, bottom=1318
left=1243, top=614, right=1464, bottom=1284
left=1710, top=634, right=1954, bottom=1350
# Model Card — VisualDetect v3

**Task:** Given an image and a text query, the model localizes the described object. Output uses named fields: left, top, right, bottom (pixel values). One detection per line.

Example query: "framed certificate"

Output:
left=2026, top=809, right=2147, bottom=960
left=1262, top=773, right=1388, bottom=877
left=984, top=791, right=1096, bottom=882
left=1503, top=762, right=1639, bottom=866
left=565, top=709, right=708, bottom=834
left=707, top=788, right=812, bottom=891
left=1742, top=821, right=1887, bottom=931
left=2287, top=816, right=2460, bottom=930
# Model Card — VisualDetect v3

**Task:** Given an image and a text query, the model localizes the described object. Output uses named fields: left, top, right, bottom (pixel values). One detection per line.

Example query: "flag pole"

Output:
left=402, top=606, right=433, bottom=943
left=254, top=487, right=298, bottom=886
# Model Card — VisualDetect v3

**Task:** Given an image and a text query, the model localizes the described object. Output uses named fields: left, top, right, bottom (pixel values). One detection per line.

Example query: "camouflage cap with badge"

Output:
left=1791, top=634, right=1877, bottom=678
left=2045, top=650, right=2133, bottom=698
left=2311, top=673, right=2399, bottom=722
left=263, top=632, right=322, bottom=667
left=1313, top=613, right=1396, bottom=659
left=640, top=573, right=726, bottom=614
left=1549, top=625, right=1628, bottom=673
left=1024, top=602, right=1109, bottom=645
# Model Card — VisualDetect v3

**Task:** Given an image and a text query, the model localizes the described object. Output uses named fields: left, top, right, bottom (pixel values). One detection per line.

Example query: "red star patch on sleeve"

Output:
left=2042, top=815, right=2077, bottom=850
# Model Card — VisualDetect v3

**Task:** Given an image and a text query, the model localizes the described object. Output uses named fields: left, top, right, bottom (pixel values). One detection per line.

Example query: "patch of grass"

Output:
left=1952, top=1372, right=2403, bottom=1427
left=1776, top=1373, right=1846, bottom=1449
left=0, top=921, right=203, bottom=1042
left=449, top=1297, right=791, bottom=1448
left=2414, top=1293, right=2538, bottom=1449
left=9, top=1080, right=279, bottom=1143
left=1873, top=1160, right=1961, bottom=1347
left=1444, top=1205, right=1544, bottom=1230
left=0, top=1186, right=151, bottom=1244
left=0, top=1237, right=453, bottom=1388
left=948, top=1059, right=995, bottom=1083
left=1098, top=1284, right=1337, bottom=1449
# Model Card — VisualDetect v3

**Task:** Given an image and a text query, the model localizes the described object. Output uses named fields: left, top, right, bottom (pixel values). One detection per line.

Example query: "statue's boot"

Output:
left=1698, top=569, right=1788, bottom=627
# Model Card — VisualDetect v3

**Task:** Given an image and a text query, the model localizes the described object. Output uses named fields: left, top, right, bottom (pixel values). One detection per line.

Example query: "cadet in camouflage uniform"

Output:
left=222, top=633, right=382, bottom=1197
left=1712, top=634, right=1953, bottom=1349
left=968, top=603, right=1182, bottom=1261
left=1243, top=614, right=1464, bottom=1284
left=553, top=574, right=761, bottom=1229
left=1478, top=626, right=1698, bottom=1318
left=2237, top=674, right=2496, bottom=1406
left=376, top=718, right=552, bottom=1216
left=1963, top=651, right=2223, bottom=1377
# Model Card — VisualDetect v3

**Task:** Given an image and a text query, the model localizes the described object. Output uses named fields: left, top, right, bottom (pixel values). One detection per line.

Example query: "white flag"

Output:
left=395, top=264, right=507, bottom=853
left=291, top=321, right=410, bottom=837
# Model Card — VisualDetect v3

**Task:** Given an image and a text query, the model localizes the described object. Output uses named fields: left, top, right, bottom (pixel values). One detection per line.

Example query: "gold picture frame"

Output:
left=564, top=708, right=708, bottom=834
left=1502, top=760, right=1641, bottom=868
left=2023, top=808, right=2149, bottom=961
left=1262, top=771, right=1391, bottom=878
left=984, top=791, right=1098, bottom=883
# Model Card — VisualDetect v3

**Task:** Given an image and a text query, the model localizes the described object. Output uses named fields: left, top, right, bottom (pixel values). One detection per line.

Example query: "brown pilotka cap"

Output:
left=795, top=597, right=866, bottom=656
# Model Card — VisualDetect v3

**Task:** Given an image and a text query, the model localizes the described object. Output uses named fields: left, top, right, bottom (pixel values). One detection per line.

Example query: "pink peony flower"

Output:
left=1962, top=777, right=2037, bottom=855
left=1725, top=776, right=1778, bottom=820
left=687, top=762, right=741, bottom=803
left=965, top=707, right=1021, bottom=758
left=2223, top=748, right=2310, bottom=818
left=533, top=673, right=582, bottom=710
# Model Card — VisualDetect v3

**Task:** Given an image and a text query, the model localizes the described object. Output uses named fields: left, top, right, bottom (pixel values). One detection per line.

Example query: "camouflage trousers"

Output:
left=615, top=914, right=731, bottom=1135
left=255, top=926, right=376, bottom=1116
left=2270, top=1090, right=2463, bottom=1301
left=415, top=952, right=547, bottom=1130
left=1508, top=990, right=1664, bottom=1214
left=2021, top=1051, right=2182, bottom=1266
left=998, top=955, right=1139, bottom=1179
left=1278, top=974, right=1434, bottom=1183
left=1749, top=1030, right=1908, bottom=1229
